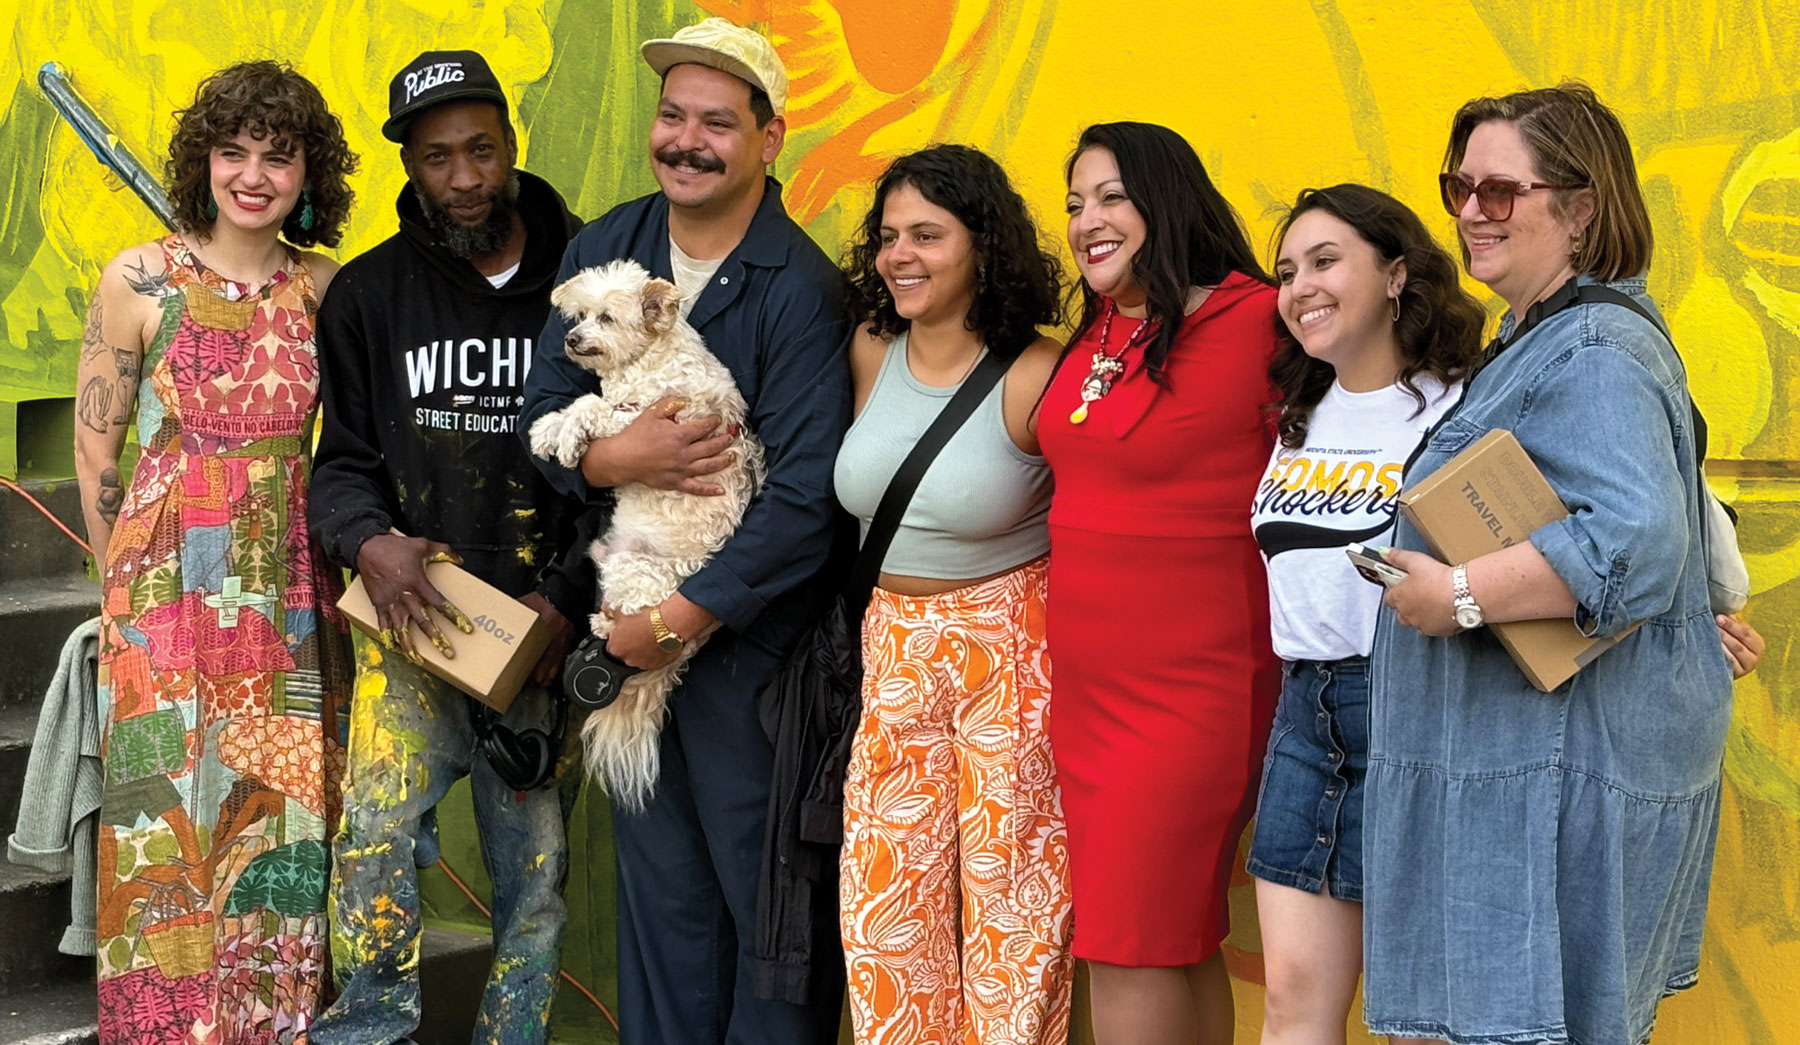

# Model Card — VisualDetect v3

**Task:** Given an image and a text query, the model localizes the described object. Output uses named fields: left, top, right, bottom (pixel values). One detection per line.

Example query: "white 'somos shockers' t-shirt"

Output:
left=1251, top=375, right=1460, bottom=662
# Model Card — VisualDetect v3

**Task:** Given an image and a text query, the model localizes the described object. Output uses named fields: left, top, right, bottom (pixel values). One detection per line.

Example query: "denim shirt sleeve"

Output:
left=519, top=234, right=599, bottom=503
left=1525, top=343, right=1689, bottom=638
left=678, top=285, right=852, bottom=633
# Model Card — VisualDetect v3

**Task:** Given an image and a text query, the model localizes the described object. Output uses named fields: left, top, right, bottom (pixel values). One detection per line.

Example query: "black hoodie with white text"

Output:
left=308, top=171, right=591, bottom=621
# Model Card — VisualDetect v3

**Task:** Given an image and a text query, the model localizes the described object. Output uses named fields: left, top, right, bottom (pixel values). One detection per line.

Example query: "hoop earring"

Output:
left=298, top=187, right=315, bottom=232
left=1389, top=295, right=1401, bottom=323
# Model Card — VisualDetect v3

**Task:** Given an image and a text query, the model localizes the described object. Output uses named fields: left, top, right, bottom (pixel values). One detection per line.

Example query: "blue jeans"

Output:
left=313, top=643, right=576, bottom=1045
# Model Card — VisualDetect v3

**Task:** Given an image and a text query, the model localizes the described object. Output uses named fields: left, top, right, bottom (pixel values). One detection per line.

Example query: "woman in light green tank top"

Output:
left=832, top=145, right=1074, bottom=1045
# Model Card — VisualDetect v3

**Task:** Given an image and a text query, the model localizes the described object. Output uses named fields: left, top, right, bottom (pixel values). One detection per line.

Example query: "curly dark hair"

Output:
left=1062, top=122, right=1271, bottom=388
left=1266, top=184, right=1487, bottom=448
left=844, top=144, right=1063, bottom=359
left=165, top=61, right=358, bottom=249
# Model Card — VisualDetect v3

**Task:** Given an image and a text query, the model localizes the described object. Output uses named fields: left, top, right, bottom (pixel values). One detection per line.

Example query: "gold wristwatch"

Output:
left=649, top=606, right=684, bottom=652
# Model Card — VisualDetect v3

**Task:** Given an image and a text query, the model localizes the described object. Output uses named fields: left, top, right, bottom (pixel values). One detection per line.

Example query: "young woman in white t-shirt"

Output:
left=1247, top=184, right=1487, bottom=1045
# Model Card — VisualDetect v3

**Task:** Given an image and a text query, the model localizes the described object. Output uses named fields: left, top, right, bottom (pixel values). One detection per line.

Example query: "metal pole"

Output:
left=36, top=61, right=177, bottom=231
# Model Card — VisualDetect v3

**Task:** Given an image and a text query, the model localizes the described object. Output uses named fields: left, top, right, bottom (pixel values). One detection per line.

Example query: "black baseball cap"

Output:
left=383, top=50, right=509, bottom=144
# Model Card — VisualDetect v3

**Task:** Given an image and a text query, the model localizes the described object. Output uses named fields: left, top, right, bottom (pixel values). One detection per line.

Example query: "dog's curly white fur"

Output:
left=528, top=259, right=765, bottom=811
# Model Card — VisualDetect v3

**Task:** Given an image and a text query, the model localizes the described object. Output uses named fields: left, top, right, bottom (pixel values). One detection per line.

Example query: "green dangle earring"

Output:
left=205, top=193, right=218, bottom=219
left=298, top=186, right=315, bottom=232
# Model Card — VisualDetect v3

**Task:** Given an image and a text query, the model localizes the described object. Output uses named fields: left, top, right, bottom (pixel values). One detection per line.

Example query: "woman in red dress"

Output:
left=1037, top=121, right=1281, bottom=1045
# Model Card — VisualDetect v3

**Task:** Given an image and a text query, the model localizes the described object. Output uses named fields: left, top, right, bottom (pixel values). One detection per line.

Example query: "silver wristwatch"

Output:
left=1451, top=564, right=1485, bottom=630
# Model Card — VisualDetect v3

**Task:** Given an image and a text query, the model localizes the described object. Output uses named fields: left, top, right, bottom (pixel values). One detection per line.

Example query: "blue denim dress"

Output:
left=1363, top=277, right=1734, bottom=1045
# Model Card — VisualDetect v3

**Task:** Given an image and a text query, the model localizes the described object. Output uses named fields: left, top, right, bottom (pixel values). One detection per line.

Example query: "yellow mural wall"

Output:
left=2, top=1, right=1794, bottom=1041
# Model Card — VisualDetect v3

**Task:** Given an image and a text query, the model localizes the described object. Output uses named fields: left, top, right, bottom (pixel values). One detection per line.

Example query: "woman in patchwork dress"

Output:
left=73, top=61, right=358, bottom=1045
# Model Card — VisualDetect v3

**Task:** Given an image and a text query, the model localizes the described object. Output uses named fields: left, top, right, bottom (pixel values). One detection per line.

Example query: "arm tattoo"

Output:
left=81, top=296, right=107, bottom=362
left=77, top=375, right=114, bottom=434
left=113, top=349, right=140, bottom=425
left=123, top=258, right=172, bottom=297
left=96, top=467, right=123, bottom=527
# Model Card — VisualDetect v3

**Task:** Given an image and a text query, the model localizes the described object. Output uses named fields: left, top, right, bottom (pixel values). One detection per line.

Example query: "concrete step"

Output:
left=0, top=925, right=492, bottom=1045
left=0, top=579, right=98, bottom=710
left=0, top=482, right=91, bottom=585
left=0, top=704, right=34, bottom=836
left=415, top=925, right=494, bottom=1045
left=0, top=857, right=86, bottom=996
left=0, top=980, right=96, bottom=1045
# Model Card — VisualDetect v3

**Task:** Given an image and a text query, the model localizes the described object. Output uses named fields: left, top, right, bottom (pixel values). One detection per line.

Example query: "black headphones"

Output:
left=473, top=691, right=567, bottom=792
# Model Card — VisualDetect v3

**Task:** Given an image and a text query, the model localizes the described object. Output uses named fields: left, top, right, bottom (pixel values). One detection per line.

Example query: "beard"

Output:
left=414, top=169, right=521, bottom=258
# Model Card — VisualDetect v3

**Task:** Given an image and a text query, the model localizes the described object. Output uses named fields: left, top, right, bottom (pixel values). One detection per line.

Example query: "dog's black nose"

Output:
left=565, top=332, right=581, bottom=350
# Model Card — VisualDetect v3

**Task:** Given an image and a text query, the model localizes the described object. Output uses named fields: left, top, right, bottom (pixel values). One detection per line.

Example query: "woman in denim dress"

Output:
left=1366, top=83, right=1736, bottom=1045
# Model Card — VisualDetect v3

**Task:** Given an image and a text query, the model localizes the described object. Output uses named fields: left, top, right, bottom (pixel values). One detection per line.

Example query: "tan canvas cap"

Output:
left=640, top=17, right=788, bottom=117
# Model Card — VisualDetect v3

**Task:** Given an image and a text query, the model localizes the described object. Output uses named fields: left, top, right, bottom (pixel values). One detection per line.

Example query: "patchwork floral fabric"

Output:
left=96, top=236, right=353, bottom=1045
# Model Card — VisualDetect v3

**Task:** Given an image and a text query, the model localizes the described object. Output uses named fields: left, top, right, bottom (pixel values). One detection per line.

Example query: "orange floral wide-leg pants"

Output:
left=840, top=559, right=1073, bottom=1045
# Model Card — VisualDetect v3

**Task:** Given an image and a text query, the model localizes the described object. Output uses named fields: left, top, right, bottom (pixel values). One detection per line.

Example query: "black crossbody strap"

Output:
left=1573, top=285, right=1731, bottom=522
left=1400, top=280, right=1704, bottom=483
left=1573, top=285, right=1707, bottom=449
left=1397, top=278, right=1586, bottom=481
left=845, top=348, right=1012, bottom=609
left=1570, top=285, right=1700, bottom=442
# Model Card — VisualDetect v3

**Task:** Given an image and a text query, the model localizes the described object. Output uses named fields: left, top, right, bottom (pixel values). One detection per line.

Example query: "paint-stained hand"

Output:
left=520, top=591, right=576, bottom=688
left=1718, top=614, right=1764, bottom=679
left=1380, top=547, right=1462, bottom=637
left=578, top=395, right=732, bottom=496
left=356, top=533, right=474, bottom=665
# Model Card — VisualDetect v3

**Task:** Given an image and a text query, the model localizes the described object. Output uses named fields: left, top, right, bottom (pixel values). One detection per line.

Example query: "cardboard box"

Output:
left=1397, top=429, right=1633, bottom=692
left=337, top=562, right=551, bottom=712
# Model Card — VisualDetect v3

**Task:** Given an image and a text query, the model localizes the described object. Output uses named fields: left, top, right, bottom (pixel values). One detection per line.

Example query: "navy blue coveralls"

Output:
left=521, top=176, right=851, bottom=1045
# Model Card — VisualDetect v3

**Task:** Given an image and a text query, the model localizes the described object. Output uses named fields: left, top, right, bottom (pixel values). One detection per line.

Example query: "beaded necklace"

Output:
left=1069, top=299, right=1154, bottom=425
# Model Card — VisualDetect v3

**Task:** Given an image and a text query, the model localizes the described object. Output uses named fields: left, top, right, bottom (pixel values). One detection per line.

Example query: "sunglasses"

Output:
left=1438, top=173, right=1579, bottom=222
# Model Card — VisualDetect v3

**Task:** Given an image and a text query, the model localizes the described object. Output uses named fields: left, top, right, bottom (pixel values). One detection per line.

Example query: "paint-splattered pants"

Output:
left=311, top=643, right=575, bottom=1045
left=840, top=560, right=1074, bottom=1045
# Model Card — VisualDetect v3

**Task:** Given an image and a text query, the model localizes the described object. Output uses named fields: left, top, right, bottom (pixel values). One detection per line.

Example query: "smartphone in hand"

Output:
left=1346, top=542, right=1408, bottom=588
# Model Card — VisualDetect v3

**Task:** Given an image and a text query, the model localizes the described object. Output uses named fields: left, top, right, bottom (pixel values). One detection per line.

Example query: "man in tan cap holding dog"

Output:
left=521, top=16, right=850, bottom=1045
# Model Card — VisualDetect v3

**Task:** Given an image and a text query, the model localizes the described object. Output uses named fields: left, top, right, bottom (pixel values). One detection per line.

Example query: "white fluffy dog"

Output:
left=528, top=259, right=765, bottom=810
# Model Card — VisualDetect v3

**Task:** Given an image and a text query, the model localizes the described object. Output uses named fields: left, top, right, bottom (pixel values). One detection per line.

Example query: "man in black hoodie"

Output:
left=308, top=51, right=588, bottom=1045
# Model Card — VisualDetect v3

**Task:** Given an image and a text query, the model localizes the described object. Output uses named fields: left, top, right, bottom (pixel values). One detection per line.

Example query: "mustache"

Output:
left=654, top=147, right=725, bottom=174
left=434, top=187, right=500, bottom=210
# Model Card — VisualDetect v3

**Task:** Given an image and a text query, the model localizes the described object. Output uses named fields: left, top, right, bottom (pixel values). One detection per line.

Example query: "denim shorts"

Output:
left=1246, top=657, right=1369, bottom=902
